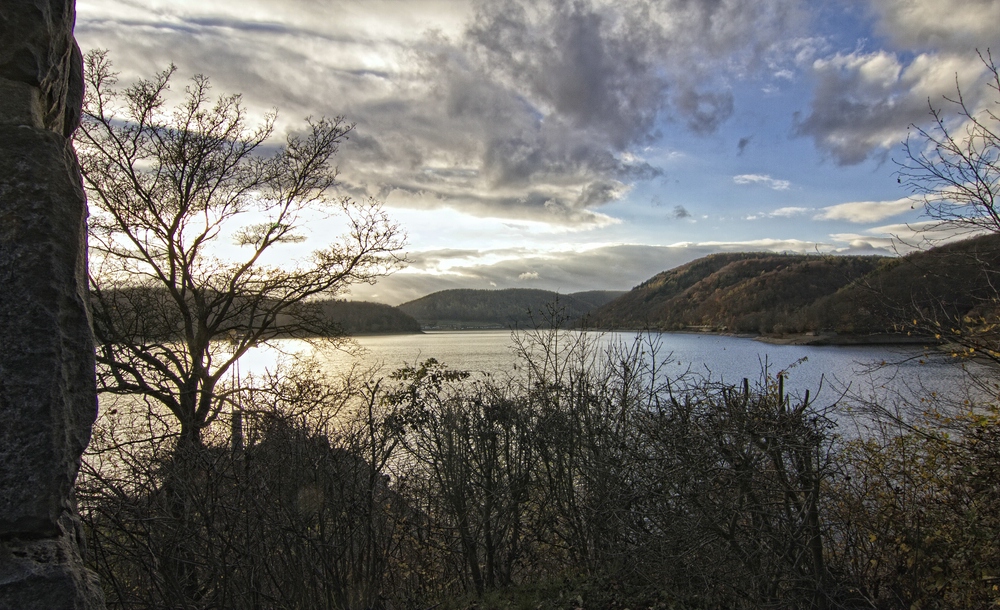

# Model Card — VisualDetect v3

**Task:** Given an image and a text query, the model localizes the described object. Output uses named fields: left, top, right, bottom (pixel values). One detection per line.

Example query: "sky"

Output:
left=74, top=0, right=1000, bottom=305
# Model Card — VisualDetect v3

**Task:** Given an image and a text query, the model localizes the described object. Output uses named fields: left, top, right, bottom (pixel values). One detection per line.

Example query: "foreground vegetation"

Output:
left=78, top=326, right=1000, bottom=609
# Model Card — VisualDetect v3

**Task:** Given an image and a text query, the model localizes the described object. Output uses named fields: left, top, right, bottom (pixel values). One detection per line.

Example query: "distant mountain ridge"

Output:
left=398, top=288, right=625, bottom=329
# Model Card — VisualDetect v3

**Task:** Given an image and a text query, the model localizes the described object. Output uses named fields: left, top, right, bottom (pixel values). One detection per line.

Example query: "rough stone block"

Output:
left=0, top=125, right=96, bottom=537
left=0, top=1, right=82, bottom=136
left=0, top=77, right=45, bottom=128
left=0, top=1, right=105, bottom=606
left=0, top=516, right=105, bottom=610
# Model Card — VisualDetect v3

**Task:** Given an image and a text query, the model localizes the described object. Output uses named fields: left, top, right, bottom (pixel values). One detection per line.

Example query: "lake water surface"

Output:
left=241, top=330, right=977, bottom=404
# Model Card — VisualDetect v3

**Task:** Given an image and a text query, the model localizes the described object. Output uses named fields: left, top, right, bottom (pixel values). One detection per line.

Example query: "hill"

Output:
left=398, top=288, right=624, bottom=329
left=801, top=233, right=1000, bottom=336
left=583, top=252, right=885, bottom=334
left=585, top=235, right=1000, bottom=339
left=314, top=300, right=422, bottom=334
left=91, top=290, right=421, bottom=338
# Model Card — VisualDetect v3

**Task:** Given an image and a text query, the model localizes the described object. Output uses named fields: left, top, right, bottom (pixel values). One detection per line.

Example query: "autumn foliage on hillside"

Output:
left=584, top=234, right=1000, bottom=339
left=584, top=252, right=883, bottom=333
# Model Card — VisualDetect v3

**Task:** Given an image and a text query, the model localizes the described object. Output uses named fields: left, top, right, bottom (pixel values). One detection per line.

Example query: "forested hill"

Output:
left=90, top=291, right=421, bottom=337
left=314, top=300, right=422, bottom=334
left=584, top=235, right=1000, bottom=338
left=801, top=233, right=1000, bottom=335
left=398, top=288, right=624, bottom=329
left=582, top=252, right=886, bottom=334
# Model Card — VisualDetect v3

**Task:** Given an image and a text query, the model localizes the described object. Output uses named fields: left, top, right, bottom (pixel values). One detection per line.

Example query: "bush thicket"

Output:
left=79, top=326, right=1000, bottom=609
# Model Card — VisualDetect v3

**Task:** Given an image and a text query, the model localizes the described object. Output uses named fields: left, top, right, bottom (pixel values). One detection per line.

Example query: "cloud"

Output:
left=737, top=136, right=752, bottom=155
left=346, top=236, right=901, bottom=305
left=404, top=248, right=527, bottom=271
left=790, top=0, right=1000, bottom=165
left=868, top=0, right=1000, bottom=52
left=347, top=243, right=722, bottom=304
left=829, top=220, right=977, bottom=254
left=733, top=174, right=791, bottom=190
left=76, top=0, right=807, bottom=227
left=770, top=207, right=809, bottom=217
left=817, top=197, right=916, bottom=223
left=695, top=238, right=831, bottom=252
left=745, top=206, right=809, bottom=220
left=671, top=205, right=691, bottom=219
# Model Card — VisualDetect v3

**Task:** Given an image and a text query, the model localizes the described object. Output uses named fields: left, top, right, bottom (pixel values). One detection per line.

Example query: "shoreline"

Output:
left=753, top=332, right=934, bottom=346
left=374, top=326, right=940, bottom=348
left=578, top=326, right=937, bottom=347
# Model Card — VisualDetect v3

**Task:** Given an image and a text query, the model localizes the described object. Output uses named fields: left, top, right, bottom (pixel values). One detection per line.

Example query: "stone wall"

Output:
left=0, top=1, right=105, bottom=607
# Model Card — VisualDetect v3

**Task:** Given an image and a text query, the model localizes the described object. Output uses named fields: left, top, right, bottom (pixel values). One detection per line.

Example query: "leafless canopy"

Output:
left=898, top=50, right=1000, bottom=236
left=77, top=49, right=405, bottom=445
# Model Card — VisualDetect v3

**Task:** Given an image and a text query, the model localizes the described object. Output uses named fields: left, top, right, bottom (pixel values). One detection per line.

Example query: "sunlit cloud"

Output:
left=745, top=207, right=809, bottom=220
left=796, top=49, right=991, bottom=164
left=771, top=207, right=809, bottom=217
left=696, top=238, right=830, bottom=252
left=817, top=197, right=916, bottom=223
left=733, top=174, right=791, bottom=190
left=868, top=0, right=1000, bottom=52
left=76, top=0, right=810, bottom=228
left=830, top=219, right=985, bottom=253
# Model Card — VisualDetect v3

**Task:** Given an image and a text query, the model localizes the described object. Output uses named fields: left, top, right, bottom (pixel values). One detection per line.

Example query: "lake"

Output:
left=239, top=330, right=981, bottom=405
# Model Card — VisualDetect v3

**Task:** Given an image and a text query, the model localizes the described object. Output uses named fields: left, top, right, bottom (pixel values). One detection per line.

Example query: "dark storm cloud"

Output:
left=672, top=205, right=691, bottom=219
left=737, top=135, right=752, bottom=155
left=345, top=0, right=805, bottom=222
left=674, top=88, right=735, bottom=134
left=465, top=0, right=799, bottom=148
left=378, top=0, right=799, bottom=220
left=467, top=0, right=668, bottom=150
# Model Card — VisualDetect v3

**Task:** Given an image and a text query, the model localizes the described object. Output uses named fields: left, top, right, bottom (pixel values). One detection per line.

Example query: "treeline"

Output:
left=90, top=286, right=421, bottom=338
left=398, top=288, right=623, bottom=329
left=585, top=234, right=1000, bottom=338
left=315, top=299, right=422, bottom=334
left=79, top=329, right=1000, bottom=609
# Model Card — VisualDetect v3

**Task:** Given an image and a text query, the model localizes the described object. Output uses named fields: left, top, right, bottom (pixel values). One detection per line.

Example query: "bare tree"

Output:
left=77, top=50, right=404, bottom=448
left=898, top=50, right=1000, bottom=236
left=888, top=50, right=1000, bottom=377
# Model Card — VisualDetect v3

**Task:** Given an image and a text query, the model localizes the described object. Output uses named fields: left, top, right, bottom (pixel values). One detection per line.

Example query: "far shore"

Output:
left=754, top=332, right=935, bottom=346
left=569, top=325, right=939, bottom=347
left=396, top=324, right=941, bottom=348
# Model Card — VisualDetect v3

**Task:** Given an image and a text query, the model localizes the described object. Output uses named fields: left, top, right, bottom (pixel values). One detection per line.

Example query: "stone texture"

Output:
left=0, top=0, right=82, bottom=136
left=0, top=78, right=46, bottom=128
left=0, top=0, right=105, bottom=607
left=0, top=517, right=105, bottom=610
left=0, top=126, right=95, bottom=537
